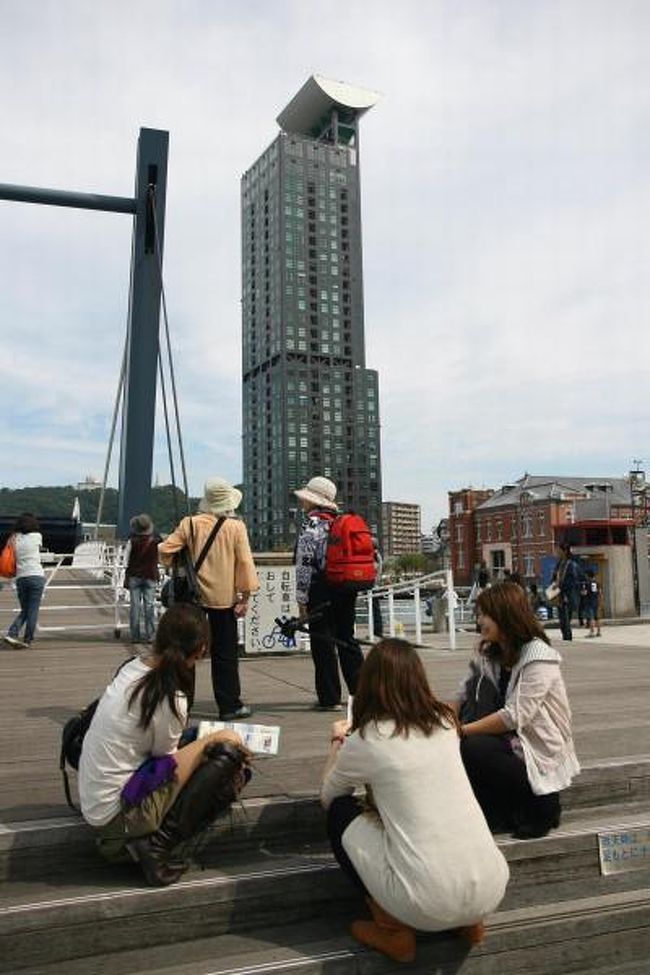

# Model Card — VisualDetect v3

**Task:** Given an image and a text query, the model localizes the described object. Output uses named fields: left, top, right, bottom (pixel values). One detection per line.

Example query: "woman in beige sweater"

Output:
left=159, top=478, right=259, bottom=720
left=321, top=639, right=509, bottom=963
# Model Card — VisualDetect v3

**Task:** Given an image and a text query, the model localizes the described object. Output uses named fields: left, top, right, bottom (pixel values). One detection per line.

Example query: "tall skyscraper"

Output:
left=241, top=75, right=382, bottom=551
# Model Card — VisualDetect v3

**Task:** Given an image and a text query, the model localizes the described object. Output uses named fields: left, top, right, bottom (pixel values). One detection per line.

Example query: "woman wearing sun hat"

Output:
left=124, top=513, right=160, bottom=645
left=159, top=478, right=259, bottom=720
left=294, top=475, right=364, bottom=711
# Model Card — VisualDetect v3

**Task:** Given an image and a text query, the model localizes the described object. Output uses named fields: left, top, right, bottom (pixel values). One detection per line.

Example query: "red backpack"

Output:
left=316, top=511, right=376, bottom=592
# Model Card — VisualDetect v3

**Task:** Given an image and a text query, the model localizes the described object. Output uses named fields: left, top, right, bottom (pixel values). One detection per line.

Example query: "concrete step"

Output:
left=11, top=888, right=650, bottom=975
left=1, top=806, right=650, bottom=972
left=3, top=754, right=649, bottom=879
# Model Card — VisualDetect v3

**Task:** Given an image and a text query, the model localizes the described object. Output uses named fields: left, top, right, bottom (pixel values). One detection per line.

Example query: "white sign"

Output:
left=245, top=565, right=300, bottom=654
left=598, top=827, right=650, bottom=875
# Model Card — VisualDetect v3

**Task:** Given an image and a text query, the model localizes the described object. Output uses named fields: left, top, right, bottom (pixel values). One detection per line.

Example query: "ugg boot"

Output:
left=350, top=897, right=416, bottom=963
left=455, top=921, right=486, bottom=946
left=129, top=742, right=250, bottom=887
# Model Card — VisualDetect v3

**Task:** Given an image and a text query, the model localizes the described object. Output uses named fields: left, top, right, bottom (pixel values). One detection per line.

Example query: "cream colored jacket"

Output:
left=159, top=514, right=259, bottom=609
left=472, top=638, right=580, bottom=795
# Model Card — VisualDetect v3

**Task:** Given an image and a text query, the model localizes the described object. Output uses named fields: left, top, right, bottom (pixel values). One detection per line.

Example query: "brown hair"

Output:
left=352, top=638, right=457, bottom=738
left=476, top=582, right=549, bottom=665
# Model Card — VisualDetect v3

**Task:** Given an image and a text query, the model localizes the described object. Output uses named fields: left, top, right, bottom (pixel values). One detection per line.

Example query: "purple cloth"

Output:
left=121, top=754, right=177, bottom=807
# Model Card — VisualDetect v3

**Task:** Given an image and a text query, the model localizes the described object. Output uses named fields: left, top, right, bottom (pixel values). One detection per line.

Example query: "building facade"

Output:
left=448, top=474, right=648, bottom=614
left=241, top=76, right=382, bottom=551
left=381, top=502, right=422, bottom=558
left=447, top=487, right=495, bottom=585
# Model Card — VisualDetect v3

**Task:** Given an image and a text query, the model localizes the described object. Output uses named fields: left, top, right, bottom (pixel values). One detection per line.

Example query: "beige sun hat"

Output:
left=198, top=477, right=243, bottom=516
left=294, top=476, right=338, bottom=511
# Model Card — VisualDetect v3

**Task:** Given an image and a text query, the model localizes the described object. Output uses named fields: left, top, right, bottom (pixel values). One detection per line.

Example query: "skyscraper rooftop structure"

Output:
left=241, top=76, right=382, bottom=551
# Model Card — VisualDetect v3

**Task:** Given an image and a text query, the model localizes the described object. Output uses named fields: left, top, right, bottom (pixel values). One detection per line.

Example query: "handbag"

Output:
left=161, top=517, right=225, bottom=608
left=544, top=581, right=561, bottom=604
left=0, top=537, right=16, bottom=579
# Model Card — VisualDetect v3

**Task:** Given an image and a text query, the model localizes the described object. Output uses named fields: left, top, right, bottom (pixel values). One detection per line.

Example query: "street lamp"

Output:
left=629, top=461, right=645, bottom=615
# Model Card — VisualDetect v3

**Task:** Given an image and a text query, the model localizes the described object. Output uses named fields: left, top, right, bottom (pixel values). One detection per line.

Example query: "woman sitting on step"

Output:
left=78, top=603, right=251, bottom=886
left=457, top=581, right=580, bottom=840
left=320, top=638, right=509, bottom=964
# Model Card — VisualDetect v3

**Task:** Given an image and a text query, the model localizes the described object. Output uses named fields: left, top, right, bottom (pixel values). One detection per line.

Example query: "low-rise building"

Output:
left=449, top=474, right=648, bottom=617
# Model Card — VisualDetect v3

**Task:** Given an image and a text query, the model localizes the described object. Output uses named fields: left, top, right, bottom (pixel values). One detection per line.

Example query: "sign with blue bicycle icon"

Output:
left=244, top=564, right=303, bottom=654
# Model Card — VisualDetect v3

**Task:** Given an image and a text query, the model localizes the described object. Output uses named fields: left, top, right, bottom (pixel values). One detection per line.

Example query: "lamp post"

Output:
left=629, top=461, right=645, bottom=615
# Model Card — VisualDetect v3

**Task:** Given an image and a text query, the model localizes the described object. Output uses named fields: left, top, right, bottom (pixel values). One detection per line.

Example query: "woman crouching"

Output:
left=79, top=603, right=251, bottom=886
left=321, top=638, right=509, bottom=963
left=457, top=582, right=580, bottom=839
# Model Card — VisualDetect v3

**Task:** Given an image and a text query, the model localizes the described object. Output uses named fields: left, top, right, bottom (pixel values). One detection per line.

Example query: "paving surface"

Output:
left=1, top=585, right=649, bottom=824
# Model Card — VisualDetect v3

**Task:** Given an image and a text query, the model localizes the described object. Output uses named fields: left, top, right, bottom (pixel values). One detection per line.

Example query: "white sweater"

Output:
left=321, top=721, right=509, bottom=930
left=78, top=657, right=187, bottom=827
left=13, top=533, right=44, bottom=579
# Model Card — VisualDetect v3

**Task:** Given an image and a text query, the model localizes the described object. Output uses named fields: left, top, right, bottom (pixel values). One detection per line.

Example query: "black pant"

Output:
left=308, top=581, right=364, bottom=706
left=204, top=607, right=242, bottom=717
left=326, top=795, right=366, bottom=893
left=461, top=734, right=560, bottom=833
left=558, top=595, right=575, bottom=641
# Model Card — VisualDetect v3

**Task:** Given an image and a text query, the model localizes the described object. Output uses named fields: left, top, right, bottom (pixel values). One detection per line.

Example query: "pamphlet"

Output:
left=197, top=720, right=280, bottom=756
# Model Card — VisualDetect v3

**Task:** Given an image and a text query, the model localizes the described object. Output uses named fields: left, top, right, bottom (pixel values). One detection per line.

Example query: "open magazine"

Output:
left=197, top=720, right=280, bottom=756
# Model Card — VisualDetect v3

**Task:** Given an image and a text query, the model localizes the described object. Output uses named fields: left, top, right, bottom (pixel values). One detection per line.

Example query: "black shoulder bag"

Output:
left=161, top=517, right=225, bottom=608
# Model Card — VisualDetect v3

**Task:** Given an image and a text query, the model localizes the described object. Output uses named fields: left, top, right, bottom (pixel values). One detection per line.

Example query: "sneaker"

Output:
left=219, top=705, right=252, bottom=722
left=312, top=702, right=343, bottom=712
left=4, top=635, right=28, bottom=649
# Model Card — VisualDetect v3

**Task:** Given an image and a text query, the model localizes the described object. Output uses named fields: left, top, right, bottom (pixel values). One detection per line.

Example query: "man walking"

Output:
left=293, top=476, right=364, bottom=711
left=553, top=542, right=582, bottom=641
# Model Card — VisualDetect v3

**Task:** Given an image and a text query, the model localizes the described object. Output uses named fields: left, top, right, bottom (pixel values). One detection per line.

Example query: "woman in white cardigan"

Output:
left=320, top=639, right=509, bottom=963
left=458, top=581, right=580, bottom=840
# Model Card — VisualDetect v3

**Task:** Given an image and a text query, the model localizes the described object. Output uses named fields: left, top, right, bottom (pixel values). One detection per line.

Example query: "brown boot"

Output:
left=351, top=898, right=416, bottom=963
left=455, top=921, right=486, bottom=946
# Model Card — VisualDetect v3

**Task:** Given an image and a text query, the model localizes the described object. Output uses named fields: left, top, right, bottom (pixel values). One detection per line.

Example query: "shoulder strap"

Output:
left=193, top=517, right=225, bottom=574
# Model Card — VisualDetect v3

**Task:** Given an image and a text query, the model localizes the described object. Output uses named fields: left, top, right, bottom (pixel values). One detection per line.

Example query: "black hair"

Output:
left=15, top=512, right=40, bottom=534
left=129, top=603, right=209, bottom=729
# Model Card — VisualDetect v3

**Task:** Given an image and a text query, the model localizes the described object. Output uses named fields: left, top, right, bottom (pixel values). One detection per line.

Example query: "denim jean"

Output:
left=129, top=577, right=156, bottom=642
left=9, top=575, right=46, bottom=643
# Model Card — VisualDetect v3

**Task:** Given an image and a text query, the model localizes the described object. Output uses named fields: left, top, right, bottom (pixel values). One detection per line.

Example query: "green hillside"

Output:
left=0, top=485, right=199, bottom=535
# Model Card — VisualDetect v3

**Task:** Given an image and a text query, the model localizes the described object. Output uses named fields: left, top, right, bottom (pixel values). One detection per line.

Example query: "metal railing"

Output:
left=0, top=542, right=134, bottom=637
left=361, top=569, right=458, bottom=650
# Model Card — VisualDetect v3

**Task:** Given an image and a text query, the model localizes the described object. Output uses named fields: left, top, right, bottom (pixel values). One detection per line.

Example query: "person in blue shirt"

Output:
left=552, top=543, right=582, bottom=641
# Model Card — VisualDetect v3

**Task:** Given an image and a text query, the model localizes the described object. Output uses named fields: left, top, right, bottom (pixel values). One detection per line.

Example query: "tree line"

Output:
left=0, top=485, right=199, bottom=535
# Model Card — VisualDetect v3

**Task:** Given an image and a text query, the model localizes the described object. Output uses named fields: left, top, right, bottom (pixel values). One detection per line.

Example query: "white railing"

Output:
left=362, top=569, right=457, bottom=650
left=0, top=542, right=136, bottom=637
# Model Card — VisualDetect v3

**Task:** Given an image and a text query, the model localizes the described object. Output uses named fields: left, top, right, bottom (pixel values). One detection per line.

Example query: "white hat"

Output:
left=198, top=477, right=242, bottom=516
left=294, top=476, right=338, bottom=511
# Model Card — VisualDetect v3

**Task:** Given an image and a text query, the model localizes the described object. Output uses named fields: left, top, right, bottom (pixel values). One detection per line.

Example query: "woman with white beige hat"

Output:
left=159, top=478, right=259, bottom=720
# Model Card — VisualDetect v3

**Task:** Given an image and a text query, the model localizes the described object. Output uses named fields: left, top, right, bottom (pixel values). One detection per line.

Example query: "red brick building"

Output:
left=447, top=487, right=494, bottom=585
left=449, top=475, right=635, bottom=586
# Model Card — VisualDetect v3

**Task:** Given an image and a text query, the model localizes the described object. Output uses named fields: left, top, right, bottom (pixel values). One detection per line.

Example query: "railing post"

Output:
left=446, top=569, right=456, bottom=651
left=414, top=584, right=422, bottom=645
left=388, top=588, right=395, bottom=637
left=367, top=591, right=374, bottom=640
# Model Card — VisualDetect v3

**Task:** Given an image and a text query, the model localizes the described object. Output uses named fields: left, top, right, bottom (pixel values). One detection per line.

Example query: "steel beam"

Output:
left=117, top=128, right=169, bottom=537
left=0, top=183, right=136, bottom=213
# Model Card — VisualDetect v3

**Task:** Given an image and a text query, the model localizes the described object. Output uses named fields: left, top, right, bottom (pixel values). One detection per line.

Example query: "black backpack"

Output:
left=60, top=659, right=131, bottom=812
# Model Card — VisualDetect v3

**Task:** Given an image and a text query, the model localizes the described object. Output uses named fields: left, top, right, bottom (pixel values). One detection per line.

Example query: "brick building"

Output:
left=447, top=487, right=494, bottom=585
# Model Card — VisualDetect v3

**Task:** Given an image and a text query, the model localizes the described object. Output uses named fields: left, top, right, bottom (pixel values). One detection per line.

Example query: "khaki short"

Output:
left=94, top=778, right=183, bottom=863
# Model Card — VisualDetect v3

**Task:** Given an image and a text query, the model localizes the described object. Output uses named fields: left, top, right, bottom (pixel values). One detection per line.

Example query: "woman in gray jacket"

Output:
left=457, top=582, right=579, bottom=839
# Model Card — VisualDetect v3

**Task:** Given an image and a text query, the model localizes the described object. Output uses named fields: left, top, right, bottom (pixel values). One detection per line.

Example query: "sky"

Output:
left=1, top=0, right=649, bottom=529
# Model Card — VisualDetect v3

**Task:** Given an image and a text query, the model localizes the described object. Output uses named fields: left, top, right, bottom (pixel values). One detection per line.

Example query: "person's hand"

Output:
left=331, top=719, right=351, bottom=741
left=234, top=599, right=249, bottom=618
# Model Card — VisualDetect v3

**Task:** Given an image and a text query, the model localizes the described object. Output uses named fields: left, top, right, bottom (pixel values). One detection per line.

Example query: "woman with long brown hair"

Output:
left=458, top=581, right=579, bottom=840
left=320, top=638, right=509, bottom=963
